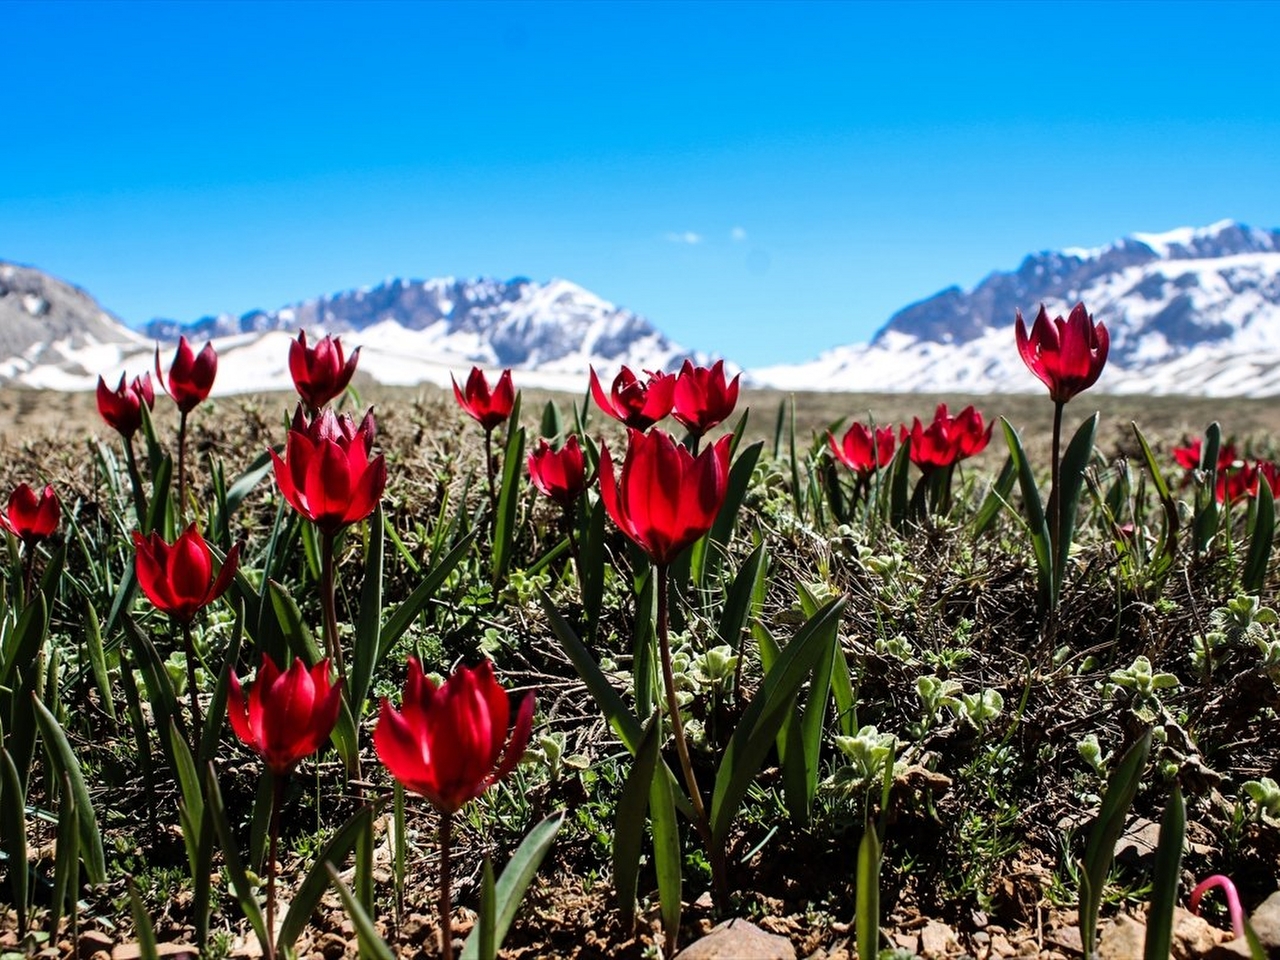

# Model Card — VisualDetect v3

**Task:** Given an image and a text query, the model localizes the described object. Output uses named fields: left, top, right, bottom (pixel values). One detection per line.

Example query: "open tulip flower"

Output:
left=527, top=434, right=588, bottom=508
left=829, top=421, right=896, bottom=477
left=902, top=404, right=991, bottom=471
left=290, top=330, right=360, bottom=410
left=1015, top=302, right=1109, bottom=404
left=599, top=428, right=731, bottom=567
left=155, top=336, right=218, bottom=413
left=97, top=372, right=155, bottom=439
left=375, top=657, right=534, bottom=815
left=672, top=359, right=740, bottom=436
left=270, top=406, right=387, bottom=536
left=589, top=365, right=676, bottom=431
left=228, top=654, right=343, bottom=776
left=133, top=523, right=240, bottom=624
left=2, top=483, right=60, bottom=547
left=452, top=366, right=515, bottom=431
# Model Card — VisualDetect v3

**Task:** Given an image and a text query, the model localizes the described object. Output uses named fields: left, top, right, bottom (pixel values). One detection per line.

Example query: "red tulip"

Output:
left=97, top=372, right=155, bottom=439
left=289, top=330, right=359, bottom=410
left=1015, top=302, right=1109, bottom=403
left=589, top=366, right=676, bottom=431
left=1172, top=439, right=1239, bottom=474
left=270, top=407, right=387, bottom=535
left=672, top=360, right=740, bottom=435
left=901, top=404, right=991, bottom=471
left=155, top=336, right=218, bottom=413
left=1217, top=462, right=1258, bottom=505
left=598, top=428, right=731, bottom=566
left=228, top=654, right=342, bottom=776
left=828, top=422, right=896, bottom=476
left=1, top=484, right=59, bottom=545
left=133, top=523, right=240, bottom=624
left=527, top=435, right=588, bottom=508
left=452, top=367, right=515, bottom=431
left=374, top=658, right=534, bottom=815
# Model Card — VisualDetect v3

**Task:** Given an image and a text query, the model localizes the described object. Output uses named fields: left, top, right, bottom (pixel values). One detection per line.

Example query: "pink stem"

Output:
left=1189, top=874, right=1245, bottom=940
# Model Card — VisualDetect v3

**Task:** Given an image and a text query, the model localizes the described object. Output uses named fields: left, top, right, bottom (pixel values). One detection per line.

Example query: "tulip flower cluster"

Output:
left=902, top=403, right=991, bottom=471
left=590, top=359, right=739, bottom=436
left=270, top=407, right=387, bottom=536
left=1171, top=438, right=1280, bottom=505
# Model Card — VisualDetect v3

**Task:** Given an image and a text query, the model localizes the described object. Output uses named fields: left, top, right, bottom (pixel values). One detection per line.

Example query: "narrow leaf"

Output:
left=32, top=696, right=106, bottom=883
left=1143, top=785, right=1185, bottom=960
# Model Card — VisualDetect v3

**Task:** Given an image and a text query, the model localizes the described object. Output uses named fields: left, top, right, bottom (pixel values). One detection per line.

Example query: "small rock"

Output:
left=1098, top=914, right=1146, bottom=959
left=79, top=930, right=114, bottom=959
left=1171, top=906, right=1228, bottom=959
left=111, top=945, right=198, bottom=960
left=893, top=931, right=920, bottom=953
left=318, top=933, right=347, bottom=960
left=1248, top=891, right=1280, bottom=952
left=1115, top=817, right=1162, bottom=867
left=989, top=933, right=1016, bottom=958
left=675, top=918, right=797, bottom=960
left=920, top=919, right=961, bottom=957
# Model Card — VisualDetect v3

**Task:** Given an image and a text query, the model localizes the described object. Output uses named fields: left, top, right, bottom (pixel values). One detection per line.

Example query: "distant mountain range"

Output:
left=3, top=218, right=1280, bottom=396
left=753, top=220, right=1280, bottom=396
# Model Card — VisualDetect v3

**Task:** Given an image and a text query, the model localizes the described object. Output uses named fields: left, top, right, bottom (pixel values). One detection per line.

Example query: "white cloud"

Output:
left=665, top=231, right=703, bottom=245
left=730, top=226, right=748, bottom=242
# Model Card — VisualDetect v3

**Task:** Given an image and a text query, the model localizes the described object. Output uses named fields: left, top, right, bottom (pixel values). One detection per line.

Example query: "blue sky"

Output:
left=4, top=0, right=1279, bottom=367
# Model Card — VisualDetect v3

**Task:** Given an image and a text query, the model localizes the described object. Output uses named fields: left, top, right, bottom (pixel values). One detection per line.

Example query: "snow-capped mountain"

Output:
left=753, top=220, right=1280, bottom=397
left=0, top=262, right=150, bottom=388
left=0, top=270, right=699, bottom=394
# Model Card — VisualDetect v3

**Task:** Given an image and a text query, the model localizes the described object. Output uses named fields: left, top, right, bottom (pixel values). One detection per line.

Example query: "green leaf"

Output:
left=710, top=597, right=845, bottom=847
left=168, top=717, right=203, bottom=841
left=199, top=598, right=244, bottom=766
left=327, top=864, right=396, bottom=960
left=699, top=439, right=763, bottom=582
left=1143, top=785, right=1185, bottom=960
left=717, top=542, right=767, bottom=666
left=492, top=424, right=527, bottom=583
left=461, top=810, right=565, bottom=960
left=612, top=715, right=661, bottom=929
left=578, top=498, right=607, bottom=641
left=32, top=696, right=106, bottom=883
left=0, top=747, right=29, bottom=935
left=1080, top=729, right=1151, bottom=959
left=1244, top=482, right=1274, bottom=593
left=1, top=592, right=47, bottom=689
left=856, top=827, right=881, bottom=960
left=542, top=592, right=644, bottom=751
left=972, top=454, right=1017, bottom=538
left=1131, top=422, right=1180, bottom=563
left=1194, top=422, right=1223, bottom=554
left=214, top=448, right=275, bottom=541
left=205, top=763, right=268, bottom=949
left=278, top=804, right=376, bottom=953
left=381, top=529, right=477, bottom=653
left=82, top=596, right=116, bottom=723
left=127, top=879, right=161, bottom=960
left=541, top=593, right=692, bottom=819
left=50, top=770, right=79, bottom=937
left=1001, top=417, right=1054, bottom=610
left=650, top=754, right=682, bottom=959
left=477, top=857, right=496, bottom=960
left=1054, top=412, right=1099, bottom=595
left=351, top=504, right=385, bottom=716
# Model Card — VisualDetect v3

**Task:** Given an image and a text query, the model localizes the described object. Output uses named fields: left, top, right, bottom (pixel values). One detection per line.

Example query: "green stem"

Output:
left=1048, top=399, right=1065, bottom=613
left=484, top=428, right=498, bottom=535
left=181, top=619, right=202, bottom=754
left=438, top=809, right=454, bottom=960
left=655, top=564, right=727, bottom=912
left=177, top=408, right=189, bottom=525
left=265, top=771, right=285, bottom=960
left=124, top=438, right=148, bottom=528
